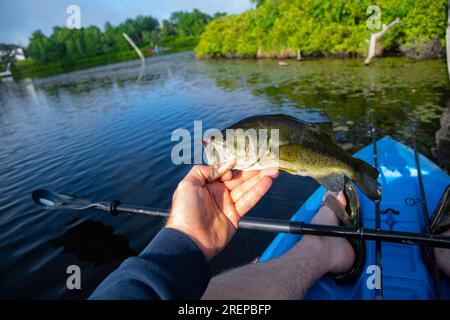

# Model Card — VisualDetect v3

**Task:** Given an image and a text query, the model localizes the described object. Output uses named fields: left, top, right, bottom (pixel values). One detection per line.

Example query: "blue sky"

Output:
left=0, top=0, right=252, bottom=46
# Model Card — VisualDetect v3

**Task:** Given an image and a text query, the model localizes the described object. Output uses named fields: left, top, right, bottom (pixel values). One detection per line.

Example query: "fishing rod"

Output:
left=369, top=99, right=383, bottom=300
left=32, top=189, right=450, bottom=249
left=409, top=114, right=442, bottom=300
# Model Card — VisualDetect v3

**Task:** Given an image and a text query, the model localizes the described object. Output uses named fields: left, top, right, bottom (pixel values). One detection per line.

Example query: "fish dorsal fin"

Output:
left=271, top=114, right=336, bottom=142
left=314, top=122, right=335, bottom=141
left=314, top=173, right=345, bottom=193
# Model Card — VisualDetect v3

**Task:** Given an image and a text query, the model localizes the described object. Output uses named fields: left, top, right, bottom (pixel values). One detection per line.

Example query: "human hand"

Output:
left=166, top=165, right=279, bottom=260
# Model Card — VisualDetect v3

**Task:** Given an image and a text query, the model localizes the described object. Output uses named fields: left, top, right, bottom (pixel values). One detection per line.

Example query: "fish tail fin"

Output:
left=352, top=158, right=381, bottom=201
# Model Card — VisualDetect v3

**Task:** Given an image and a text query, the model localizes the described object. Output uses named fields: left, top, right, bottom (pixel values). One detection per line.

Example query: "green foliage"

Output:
left=169, top=9, right=215, bottom=36
left=12, top=50, right=139, bottom=79
left=14, top=35, right=201, bottom=79
left=250, top=0, right=267, bottom=8
left=160, top=35, right=199, bottom=54
left=27, top=15, right=159, bottom=64
left=196, top=0, right=447, bottom=58
left=161, top=20, right=177, bottom=38
left=25, top=10, right=225, bottom=65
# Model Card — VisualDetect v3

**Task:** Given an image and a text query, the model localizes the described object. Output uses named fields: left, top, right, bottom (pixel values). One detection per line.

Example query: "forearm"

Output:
left=202, top=235, right=330, bottom=300
left=90, top=228, right=212, bottom=300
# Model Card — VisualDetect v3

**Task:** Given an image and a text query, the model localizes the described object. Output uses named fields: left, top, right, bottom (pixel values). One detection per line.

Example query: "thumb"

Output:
left=184, top=165, right=212, bottom=186
left=186, top=163, right=235, bottom=185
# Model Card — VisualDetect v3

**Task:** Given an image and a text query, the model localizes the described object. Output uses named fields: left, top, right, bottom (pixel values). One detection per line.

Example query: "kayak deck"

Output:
left=259, top=137, right=450, bottom=300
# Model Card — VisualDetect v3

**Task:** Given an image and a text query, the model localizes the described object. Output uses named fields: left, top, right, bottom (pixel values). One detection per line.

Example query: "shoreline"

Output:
left=195, top=49, right=445, bottom=61
left=9, top=36, right=199, bottom=80
left=6, top=50, right=447, bottom=82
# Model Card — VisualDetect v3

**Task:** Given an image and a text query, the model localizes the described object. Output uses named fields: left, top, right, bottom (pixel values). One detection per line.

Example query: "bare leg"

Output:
left=434, top=230, right=450, bottom=277
left=202, top=204, right=355, bottom=300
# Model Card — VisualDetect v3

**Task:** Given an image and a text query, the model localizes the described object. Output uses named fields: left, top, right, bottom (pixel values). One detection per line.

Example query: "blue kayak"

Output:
left=259, top=137, right=450, bottom=300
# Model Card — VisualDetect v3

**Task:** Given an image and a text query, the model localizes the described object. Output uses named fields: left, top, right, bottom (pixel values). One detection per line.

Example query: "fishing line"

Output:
left=403, top=91, right=442, bottom=300
left=369, top=94, right=383, bottom=300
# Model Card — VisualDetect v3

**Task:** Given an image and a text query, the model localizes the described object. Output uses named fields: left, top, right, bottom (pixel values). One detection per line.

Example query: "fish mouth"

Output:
left=202, top=139, right=218, bottom=165
left=202, top=139, right=235, bottom=166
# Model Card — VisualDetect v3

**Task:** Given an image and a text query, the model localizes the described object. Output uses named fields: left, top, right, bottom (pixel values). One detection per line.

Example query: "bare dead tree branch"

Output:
left=365, top=18, right=400, bottom=65
left=122, top=33, right=145, bottom=63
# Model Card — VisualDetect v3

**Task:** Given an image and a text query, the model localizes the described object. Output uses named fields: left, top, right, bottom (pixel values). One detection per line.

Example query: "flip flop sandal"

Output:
left=322, top=181, right=366, bottom=284
left=421, top=184, right=450, bottom=275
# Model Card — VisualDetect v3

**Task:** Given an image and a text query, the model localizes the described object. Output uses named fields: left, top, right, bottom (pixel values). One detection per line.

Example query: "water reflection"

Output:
left=202, top=57, right=450, bottom=164
left=136, top=61, right=145, bottom=82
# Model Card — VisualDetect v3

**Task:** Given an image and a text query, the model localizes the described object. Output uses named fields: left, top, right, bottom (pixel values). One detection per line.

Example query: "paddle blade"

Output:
left=32, top=189, right=92, bottom=210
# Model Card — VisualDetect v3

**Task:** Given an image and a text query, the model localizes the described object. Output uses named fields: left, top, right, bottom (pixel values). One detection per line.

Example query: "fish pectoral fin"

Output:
left=314, top=173, right=345, bottom=193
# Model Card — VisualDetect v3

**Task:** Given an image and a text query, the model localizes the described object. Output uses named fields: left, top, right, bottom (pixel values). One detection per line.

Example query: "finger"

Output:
left=230, top=173, right=265, bottom=202
left=223, top=170, right=260, bottom=190
left=235, top=176, right=273, bottom=217
left=229, top=168, right=279, bottom=202
left=224, top=168, right=279, bottom=191
left=207, top=161, right=235, bottom=183
left=220, top=170, right=233, bottom=182
left=183, top=165, right=211, bottom=186
left=259, top=167, right=279, bottom=179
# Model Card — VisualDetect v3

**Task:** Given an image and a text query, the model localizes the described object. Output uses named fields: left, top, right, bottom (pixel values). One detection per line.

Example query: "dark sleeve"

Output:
left=89, top=228, right=212, bottom=300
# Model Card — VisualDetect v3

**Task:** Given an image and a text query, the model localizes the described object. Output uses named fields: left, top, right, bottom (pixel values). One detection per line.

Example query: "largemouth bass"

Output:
left=202, top=114, right=381, bottom=201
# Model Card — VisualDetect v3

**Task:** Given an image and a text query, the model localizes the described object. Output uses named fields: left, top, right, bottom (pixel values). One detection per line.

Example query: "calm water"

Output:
left=0, top=52, right=448, bottom=299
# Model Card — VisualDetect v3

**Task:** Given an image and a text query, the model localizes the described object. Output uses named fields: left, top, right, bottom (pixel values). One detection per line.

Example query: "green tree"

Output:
left=170, top=9, right=213, bottom=36
left=196, top=0, right=447, bottom=59
left=27, top=30, right=51, bottom=63
left=161, top=19, right=177, bottom=37
left=250, top=0, right=266, bottom=8
left=83, top=26, right=102, bottom=56
left=25, top=8, right=227, bottom=64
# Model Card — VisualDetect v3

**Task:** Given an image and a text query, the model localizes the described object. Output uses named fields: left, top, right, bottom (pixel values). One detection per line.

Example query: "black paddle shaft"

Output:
left=107, top=203, right=450, bottom=249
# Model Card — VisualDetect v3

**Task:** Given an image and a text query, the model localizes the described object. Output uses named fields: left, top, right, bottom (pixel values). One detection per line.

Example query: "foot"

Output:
left=434, top=229, right=450, bottom=277
left=293, top=192, right=355, bottom=274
